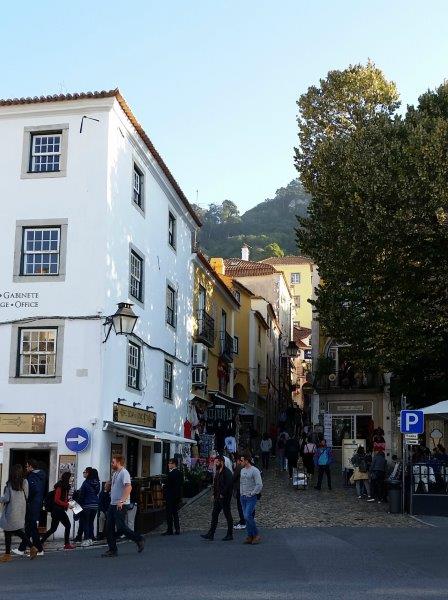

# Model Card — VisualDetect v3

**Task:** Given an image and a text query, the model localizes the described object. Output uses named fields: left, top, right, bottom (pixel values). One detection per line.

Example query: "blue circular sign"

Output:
left=65, top=427, right=90, bottom=453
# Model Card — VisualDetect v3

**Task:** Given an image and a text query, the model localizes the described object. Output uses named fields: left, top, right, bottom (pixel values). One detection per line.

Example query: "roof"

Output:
left=195, top=252, right=240, bottom=307
left=0, top=89, right=201, bottom=227
left=294, top=326, right=312, bottom=340
left=223, top=259, right=279, bottom=277
left=261, top=255, right=313, bottom=266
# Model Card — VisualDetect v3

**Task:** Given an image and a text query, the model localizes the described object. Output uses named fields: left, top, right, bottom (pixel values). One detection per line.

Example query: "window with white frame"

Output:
left=19, top=329, right=57, bottom=377
left=294, top=295, right=301, bottom=307
left=234, top=290, right=241, bottom=303
left=233, top=336, right=239, bottom=355
left=166, top=285, right=177, bottom=327
left=168, top=212, right=176, bottom=249
left=291, top=273, right=301, bottom=285
left=22, top=227, right=60, bottom=276
left=127, top=342, right=141, bottom=390
left=130, top=251, right=143, bottom=301
left=164, top=360, right=173, bottom=400
left=133, top=164, right=143, bottom=209
left=29, top=132, right=62, bottom=172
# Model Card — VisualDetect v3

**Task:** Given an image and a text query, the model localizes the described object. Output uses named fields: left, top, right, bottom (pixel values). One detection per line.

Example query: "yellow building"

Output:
left=261, top=256, right=314, bottom=328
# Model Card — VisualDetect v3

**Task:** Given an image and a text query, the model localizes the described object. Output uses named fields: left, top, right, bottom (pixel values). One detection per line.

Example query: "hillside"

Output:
left=193, top=179, right=310, bottom=261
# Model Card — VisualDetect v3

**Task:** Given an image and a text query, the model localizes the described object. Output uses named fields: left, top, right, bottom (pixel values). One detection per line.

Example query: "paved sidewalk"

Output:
left=156, top=466, right=420, bottom=532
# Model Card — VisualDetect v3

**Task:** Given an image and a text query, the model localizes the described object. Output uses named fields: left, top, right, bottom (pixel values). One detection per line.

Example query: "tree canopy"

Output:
left=296, top=63, right=448, bottom=407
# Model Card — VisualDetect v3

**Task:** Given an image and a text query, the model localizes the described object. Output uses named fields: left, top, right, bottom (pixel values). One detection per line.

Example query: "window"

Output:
left=127, top=342, right=141, bottom=390
left=234, top=290, right=241, bottom=303
left=132, top=164, right=144, bottom=209
left=168, top=212, right=176, bottom=249
left=257, top=363, right=261, bottom=383
left=221, top=309, right=227, bottom=334
left=294, top=295, right=301, bottom=308
left=166, top=285, right=177, bottom=328
left=294, top=321, right=300, bottom=328
left=19, top=329, right=56, bottom=377
left=129, top=250, right=143, bottom=302
left=233, top=336, right=239, bottom=355
left=198, top=285, right=206, bottom=312
left=22, top=227, right=60, bottom=276
left=291, top=273, right=301, bottom=284
left=21, top=124, right=69, bottom=179
left=267, top=314, right=272, bottom=339
left=164, top=360, right=173, bottom=400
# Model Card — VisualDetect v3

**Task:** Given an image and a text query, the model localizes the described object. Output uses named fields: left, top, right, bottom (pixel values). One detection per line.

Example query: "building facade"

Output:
left=0, top=91, right=200, bottom=503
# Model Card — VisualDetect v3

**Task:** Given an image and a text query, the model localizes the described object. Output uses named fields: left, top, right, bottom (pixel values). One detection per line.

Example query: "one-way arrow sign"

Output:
left=65, top=427, right=90, bottom=453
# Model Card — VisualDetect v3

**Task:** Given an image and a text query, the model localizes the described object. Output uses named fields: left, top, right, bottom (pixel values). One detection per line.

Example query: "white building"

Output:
left=0, top=90, right=200, bottom=508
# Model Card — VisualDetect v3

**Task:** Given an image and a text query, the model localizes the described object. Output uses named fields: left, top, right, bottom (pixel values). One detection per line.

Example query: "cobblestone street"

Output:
left=162, top=465, right=420, bottom=532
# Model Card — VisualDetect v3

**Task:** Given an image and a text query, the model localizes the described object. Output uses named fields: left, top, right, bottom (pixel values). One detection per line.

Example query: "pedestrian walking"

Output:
left=0, top=465, right=38, bottom=562
left=14, top=459, right=45, bottom=556
left=368, top=449, right=387, bottom=503
left=40, top=472, right=76, bottom=551
left=101, top=456, right=145, bottom=557
left=285, top=436, right=300, bottom=479
left=201, top=454, right=234, bottom=541
left=97, top=481, right=111, bottom=540
left=314, top=439, right=333, bottom=491
left=233, top=454, right=246, bottom=530
left=260, top=433, right=272, bottom=470
left=240, top=451, right=263, bottom=545
left=302, top=437, right=317, bottom=480
left=79, top=467, right=100, bottom=546
left=162, top=457, right=183, bottom=536
left=276, top=431, right=289, bottom=472
left=350, top=446, right=372, bottom=499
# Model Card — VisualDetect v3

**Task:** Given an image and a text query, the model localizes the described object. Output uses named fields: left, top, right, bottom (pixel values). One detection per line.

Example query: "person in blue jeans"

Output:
left=240, top=451, right=263, bottom=545
left=314, top=439, right=333, bottom=491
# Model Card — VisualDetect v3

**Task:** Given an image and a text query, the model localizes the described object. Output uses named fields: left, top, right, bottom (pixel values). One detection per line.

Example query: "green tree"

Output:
left=296, top=71, right=448, bottom=407
left=265, top=242, right=284, bottom=257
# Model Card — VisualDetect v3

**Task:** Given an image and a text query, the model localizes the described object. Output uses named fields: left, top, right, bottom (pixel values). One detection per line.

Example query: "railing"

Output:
left=220, top=331, right=234, bottom=362
left=317, top=369, right=381, bottom=392
left=196, top=309, right=215, bottom=347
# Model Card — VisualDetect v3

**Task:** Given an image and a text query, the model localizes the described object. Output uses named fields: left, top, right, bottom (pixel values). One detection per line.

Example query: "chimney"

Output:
left=210, top=257, right=225, bottom=275
left=241, top=243, right=249, bottom=261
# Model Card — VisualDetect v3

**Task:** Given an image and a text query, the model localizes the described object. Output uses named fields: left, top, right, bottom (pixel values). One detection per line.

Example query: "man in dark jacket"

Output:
left=201, top=455, right=234, bottom=541
left=368, top=450, right=387, bottom=503
left=162, top=458, right=183, bottom=536
left=16, top=459, right=46, bottom=555
left=285, top=437, right=300, bottom=479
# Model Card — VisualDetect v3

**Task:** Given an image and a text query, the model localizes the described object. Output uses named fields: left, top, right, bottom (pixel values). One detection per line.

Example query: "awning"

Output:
left=208, top=391, right=245, bottom=408
left=103, top=421, right=196, bottom=445
left=421, top=401, right=448, bottom=416
left=238, top=404, right=264, bottom=417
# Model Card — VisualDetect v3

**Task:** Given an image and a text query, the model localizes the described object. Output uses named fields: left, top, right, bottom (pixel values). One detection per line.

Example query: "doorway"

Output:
left=126, top=437, right=139, bottom=478
left=9, top=449, right=50, bottom=527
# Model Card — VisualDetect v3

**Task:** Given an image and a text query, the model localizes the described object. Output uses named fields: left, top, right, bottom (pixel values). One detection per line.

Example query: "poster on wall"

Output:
left=58, top=454, right=77, bottom=493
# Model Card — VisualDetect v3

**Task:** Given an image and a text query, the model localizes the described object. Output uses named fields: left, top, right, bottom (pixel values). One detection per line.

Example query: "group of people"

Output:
left=0, top=455, right=145, bottom=561
left=350, top=446, right=388, bottom=503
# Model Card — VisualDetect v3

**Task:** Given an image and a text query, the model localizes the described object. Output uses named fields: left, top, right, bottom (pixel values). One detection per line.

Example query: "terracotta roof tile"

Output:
left=0, top=89, right=201, bottom=227
left=223, top=259, right=278, bottom=277
left=261, top=255, right=313, bottom=266
left=293, top=326, right=311, bottom=344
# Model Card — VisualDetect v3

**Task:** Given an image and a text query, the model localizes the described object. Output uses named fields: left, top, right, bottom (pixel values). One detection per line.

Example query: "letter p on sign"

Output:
left=400, top=410, right=424, bottom=434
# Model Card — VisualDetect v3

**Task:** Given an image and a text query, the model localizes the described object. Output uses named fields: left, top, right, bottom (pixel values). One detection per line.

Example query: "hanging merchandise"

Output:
left=184, top=419, right=192, bottom=439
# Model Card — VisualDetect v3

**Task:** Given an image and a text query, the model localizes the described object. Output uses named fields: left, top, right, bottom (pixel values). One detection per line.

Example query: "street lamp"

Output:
left=103, top=302, right=138, bottom=342
left=285, top=340, right=299, bottom=358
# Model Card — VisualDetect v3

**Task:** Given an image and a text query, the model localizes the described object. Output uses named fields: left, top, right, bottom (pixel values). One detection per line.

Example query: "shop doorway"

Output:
left=9, top=449, right=50, bottom=527
left=126, top=437, right=139, bottom=478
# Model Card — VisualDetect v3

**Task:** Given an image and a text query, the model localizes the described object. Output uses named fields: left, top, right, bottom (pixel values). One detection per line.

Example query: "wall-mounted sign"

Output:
left=328, top=401, right=373, bottom=415
left=0, top=413, right=46, bottom=433
left=304, top=350, right=312, bottom=360
left=113, top=403, right=156, bottom=429
left=0, top=291, right=39, bottom=309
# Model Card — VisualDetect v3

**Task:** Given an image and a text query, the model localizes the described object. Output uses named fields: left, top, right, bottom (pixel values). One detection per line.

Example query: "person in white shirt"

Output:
left=260, top=433, right=273, bottom=470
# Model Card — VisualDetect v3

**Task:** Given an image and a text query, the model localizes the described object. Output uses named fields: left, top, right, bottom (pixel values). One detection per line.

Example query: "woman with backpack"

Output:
left=302, top=437, right=317, bottom=480
left=0, top=464, right=38, bottom=561
left=313, top=439, right=334, bottom=491
left=40, top=472, right=75, bottom=550
left=351, top=446, right=372, bottom=499
left=78, top=467, right=100, bottom=546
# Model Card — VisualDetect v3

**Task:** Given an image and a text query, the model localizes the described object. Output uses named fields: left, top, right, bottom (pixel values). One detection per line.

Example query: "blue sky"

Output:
left=1, top=1, right=448, bottom=213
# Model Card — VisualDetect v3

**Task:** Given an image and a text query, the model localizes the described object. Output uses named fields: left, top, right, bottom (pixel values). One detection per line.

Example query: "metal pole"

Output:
left=401, top=394, right=406, bottom=514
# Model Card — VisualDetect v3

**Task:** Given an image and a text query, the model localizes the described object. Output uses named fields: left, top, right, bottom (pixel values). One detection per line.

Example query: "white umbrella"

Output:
left=421, top=400, right=448, bottom=415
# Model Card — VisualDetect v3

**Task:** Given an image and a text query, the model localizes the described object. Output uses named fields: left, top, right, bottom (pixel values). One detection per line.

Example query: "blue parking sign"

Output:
left=400, top=410, right=424, bottom=434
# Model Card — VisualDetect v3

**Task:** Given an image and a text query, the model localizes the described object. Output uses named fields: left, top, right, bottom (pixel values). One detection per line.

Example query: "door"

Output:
left=162, top=442, right=170, bottom=476
left=9, top=449, right=50, bottom=527
left=126, top=437, right=139, bottom=478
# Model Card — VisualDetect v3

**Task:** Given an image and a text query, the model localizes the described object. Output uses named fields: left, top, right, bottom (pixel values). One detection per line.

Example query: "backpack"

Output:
left=44, top=490, right=55, bottom=512
left=358, top=458, right=367, bottom=473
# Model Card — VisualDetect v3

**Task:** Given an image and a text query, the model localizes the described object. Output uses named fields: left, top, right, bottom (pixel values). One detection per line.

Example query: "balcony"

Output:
left=220, top=331, right=234, bottom=363
left=316, top=369, right=381, bottom=394
left=195, top=309, right=215, bottom=347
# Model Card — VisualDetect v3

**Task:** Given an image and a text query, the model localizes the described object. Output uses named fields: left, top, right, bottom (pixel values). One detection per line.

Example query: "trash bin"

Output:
left=388, top=480, right=402, bottom=514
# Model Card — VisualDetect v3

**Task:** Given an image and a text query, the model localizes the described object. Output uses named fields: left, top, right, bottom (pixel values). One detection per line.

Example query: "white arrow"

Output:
left=67, top=435, right=87, bottom=445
